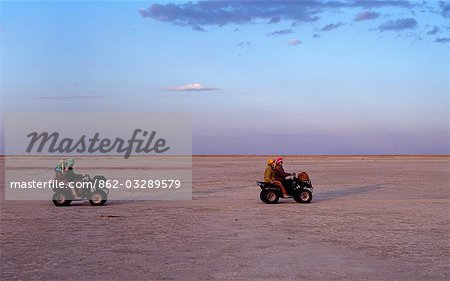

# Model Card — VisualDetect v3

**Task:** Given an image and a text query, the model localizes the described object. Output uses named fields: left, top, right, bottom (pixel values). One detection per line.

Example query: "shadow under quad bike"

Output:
left=52, top=175, right=109, bottom=207
left=257, top=174, right=313, bottom=204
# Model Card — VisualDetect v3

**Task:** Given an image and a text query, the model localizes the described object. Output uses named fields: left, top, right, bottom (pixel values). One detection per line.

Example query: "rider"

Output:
left=54, top=159, right=84, bottom=197
left=264, top=158, right=289, bottom=198
left=264, top=159, right=275, bottom=182
left=64, top=166, right=84, bottom=182
left=274, top=157, right=294, bottom=198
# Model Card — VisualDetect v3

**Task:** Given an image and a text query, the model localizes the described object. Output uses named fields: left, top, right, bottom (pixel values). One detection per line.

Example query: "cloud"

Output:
left=354, top=11, right=380, bottom=21
left=378, top=18, right=417, bottom=31
left=138, top=8, right=149, bottom=18
left=30, top=96, right=102, bottom=100
left=140, top=2, right=319, bottom=28
left=266, top=28, right=293, bottom=36
left=166, top=83, right=219, bottom=92
left=192, top=26, right=206, bottom=32
left=440, top=1, right=450, bottom=18
left=426, top=26, right=439, bottom=35
left=138, top=1, right=446, bottom=42
left=268, top=16, right=281, bottom=24
left=288, top=39, right=302, bottom=46
left=139, top=1, right=410, bottom=29
left=351, top=1, right=411, bottom=9
left=313, top=34, right=321, bottom=38
left=237, top=41, right=251, bottom=46
left=435, top=37, right=450, bottom=43
left=320, top=22, right=343, bottom=31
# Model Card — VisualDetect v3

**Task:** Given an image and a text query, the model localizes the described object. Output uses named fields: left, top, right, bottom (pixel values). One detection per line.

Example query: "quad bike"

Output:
left=52, top=175, right=109, bottom=207
left=257, top=173, right=313, bottom=204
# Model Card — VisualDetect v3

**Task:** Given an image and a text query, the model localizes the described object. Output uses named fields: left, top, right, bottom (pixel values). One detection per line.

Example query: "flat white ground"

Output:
left=1, top=156, right=449, bottom=280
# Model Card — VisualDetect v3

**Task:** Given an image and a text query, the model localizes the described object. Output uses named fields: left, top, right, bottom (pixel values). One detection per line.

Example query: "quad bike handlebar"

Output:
left=286, top=173, right=296, bottom=178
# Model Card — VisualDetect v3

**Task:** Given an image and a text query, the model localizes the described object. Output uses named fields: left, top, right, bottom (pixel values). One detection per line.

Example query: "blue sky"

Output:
left=1, top=1, right=449, bottom=155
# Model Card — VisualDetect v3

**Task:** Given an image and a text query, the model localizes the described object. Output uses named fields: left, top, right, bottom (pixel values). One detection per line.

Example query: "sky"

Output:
left=1, top=0, right=449, bottom=155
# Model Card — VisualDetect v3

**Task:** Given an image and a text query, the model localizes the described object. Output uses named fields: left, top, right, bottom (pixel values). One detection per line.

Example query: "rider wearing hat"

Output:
left=274, top=157, right=293, bottom=198
left=264, top=159, right=275, bottom=183
left=264, top=158, right=289, bottom=198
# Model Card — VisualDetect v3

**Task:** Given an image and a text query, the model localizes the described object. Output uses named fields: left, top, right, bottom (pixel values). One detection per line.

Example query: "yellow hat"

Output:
left=267, top=159, right=275, bottom=165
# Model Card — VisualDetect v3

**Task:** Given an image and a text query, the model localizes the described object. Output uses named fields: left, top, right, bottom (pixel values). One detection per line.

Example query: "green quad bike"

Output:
left=52, top=175, right=109, bottom=207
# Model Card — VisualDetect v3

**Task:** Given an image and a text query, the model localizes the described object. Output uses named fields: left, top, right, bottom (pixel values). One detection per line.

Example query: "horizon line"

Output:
left=0, top=154, right=448, bottom=157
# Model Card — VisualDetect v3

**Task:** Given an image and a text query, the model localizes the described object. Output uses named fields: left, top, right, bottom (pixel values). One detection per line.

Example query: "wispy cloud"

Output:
left=378, top=18, right=417, bottom=31
left=138, top=8, right=149, bottom=18
left=30, top=96, right=102, bottom=100
left=354, top=11, right=380, bottom=21
left=192, top=26, right=206, bottom=32
left=440, top=1, right=450, bottom=18
left=268, top=16, right=281, bottom=24
left=320, top=22, right=343, bottom=32
left=435, top=37, right=450, bottom=43
left=266, top=28, right=293, bottom=36
left=426, top=26, right=439, bottom=35
left=288, top=39, right=302, bottom=46
left=237, top=41, right=251, bottom=46
left=166, top=83, right=219, bottom=92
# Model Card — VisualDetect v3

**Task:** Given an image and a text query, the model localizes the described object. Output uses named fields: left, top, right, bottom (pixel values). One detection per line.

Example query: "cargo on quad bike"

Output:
left=257, top=173, right=313, bottom=204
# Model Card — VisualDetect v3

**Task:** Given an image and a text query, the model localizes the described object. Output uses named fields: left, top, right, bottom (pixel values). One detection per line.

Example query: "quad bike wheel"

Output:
left=260, top=190, right=279, bottom=204
left=52, top=192, right=72, bottom=206
left=89, top=190, right=107, bottom=206
left=294, top=189, right=312, bottom=203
